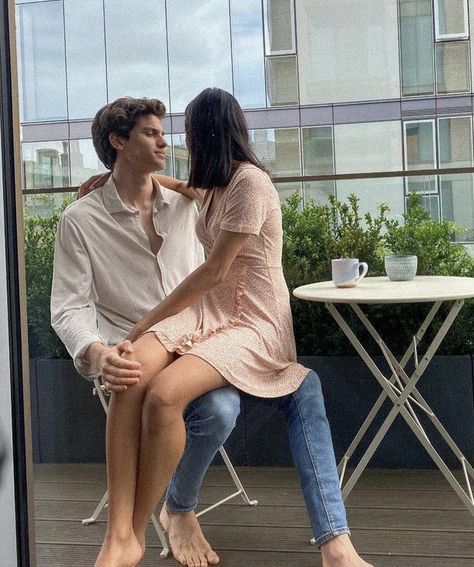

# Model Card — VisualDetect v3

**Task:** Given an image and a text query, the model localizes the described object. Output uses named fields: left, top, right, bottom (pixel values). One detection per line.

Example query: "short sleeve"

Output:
left=220, top=168, right=271, bottom=235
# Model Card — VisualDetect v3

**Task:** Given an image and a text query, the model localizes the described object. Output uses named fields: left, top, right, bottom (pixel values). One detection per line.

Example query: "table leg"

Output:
left=325, top=300, right=474, bottom=515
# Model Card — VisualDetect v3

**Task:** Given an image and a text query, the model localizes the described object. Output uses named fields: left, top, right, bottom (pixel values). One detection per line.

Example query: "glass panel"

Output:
left=335, top=121, right=403, bottom=174
left=302, top=127, right=334, bottom=175
left=230, top=0, right=266, bottom=109
left=434, top=0, right=468, bottom=38
left=64, top=0, right=107, bottom=120
left=69, top=140, right=108, bottom=186
left=16, top=1, right=67, bottom=121
left=274, top=183, right=302, bottom=205
left=438, top=116, right=473, bottom=168
left=440, top=173, right=474, bottom=240
left=418, top=194, right=441, bottom=220
left=435, top=41, right=470, bottom=93
left=303, top=181, right=336, bottom=205
left=404, top=121, right=437, bottom=193
left=337, top=178, right=405, bottom=221
left=22, top=141, right=70, bottom=190
left=297, top=0, right=400, bottom=104
left=250, top=128, right=300, bottom=177
left=263, top=0, right=295, bottom=54
left=400, top=0, right=435, bottom=96
left=172, top=134, right=189, bottom=180
left=104, top=0, right=169, bottom=107
left=266, top=56, right=298, bottom=106
left=23, top=192, right=75, bottom=218
left=167, top=0, right=232, bottom=113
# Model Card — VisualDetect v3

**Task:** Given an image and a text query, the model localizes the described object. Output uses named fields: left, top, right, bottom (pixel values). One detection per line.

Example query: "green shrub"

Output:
left=24, top=198, right=71, bottom=358
left=282, top=192, right=474, bottom=356
left=24, top=192, right=473, bottom=359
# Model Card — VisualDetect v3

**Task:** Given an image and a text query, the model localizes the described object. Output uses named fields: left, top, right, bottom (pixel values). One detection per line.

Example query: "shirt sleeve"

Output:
left=50, top=213, right=106, bottom=379
left=219, top=168, right=271, bottom=235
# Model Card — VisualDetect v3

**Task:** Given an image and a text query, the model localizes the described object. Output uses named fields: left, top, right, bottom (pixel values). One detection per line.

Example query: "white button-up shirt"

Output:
left=51, top=177, right=204, bottom=378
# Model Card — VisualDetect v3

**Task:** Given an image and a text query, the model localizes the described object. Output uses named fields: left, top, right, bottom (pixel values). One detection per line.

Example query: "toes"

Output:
left=176, top=554, right=187, bottom=566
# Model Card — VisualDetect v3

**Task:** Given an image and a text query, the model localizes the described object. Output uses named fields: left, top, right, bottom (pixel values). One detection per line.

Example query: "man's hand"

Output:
left=87, top=340, right=142, bottom=392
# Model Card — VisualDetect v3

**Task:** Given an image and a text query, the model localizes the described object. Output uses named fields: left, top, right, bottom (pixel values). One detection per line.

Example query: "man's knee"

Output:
left=185, top=387, right=241, bottom=439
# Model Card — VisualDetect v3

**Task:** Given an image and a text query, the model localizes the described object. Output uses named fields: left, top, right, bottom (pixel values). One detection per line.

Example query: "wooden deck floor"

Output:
left=33, top=464, right=474, bottom=566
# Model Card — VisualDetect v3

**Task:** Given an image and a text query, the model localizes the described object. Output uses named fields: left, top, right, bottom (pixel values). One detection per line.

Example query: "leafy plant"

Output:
left=24, top=197, right=72, bottom=358
left=282, top=192, right=474, bottom=356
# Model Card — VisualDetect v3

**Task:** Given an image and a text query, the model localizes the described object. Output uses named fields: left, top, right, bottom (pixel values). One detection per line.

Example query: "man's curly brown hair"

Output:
left=91, top=97, right=166, bottom=170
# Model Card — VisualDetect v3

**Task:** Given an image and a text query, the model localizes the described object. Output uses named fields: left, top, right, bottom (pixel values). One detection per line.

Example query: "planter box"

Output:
left=30, top=356, right=474, bottom=468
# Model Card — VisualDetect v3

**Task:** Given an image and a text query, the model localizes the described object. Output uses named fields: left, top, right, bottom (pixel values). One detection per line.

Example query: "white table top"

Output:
left=293, top=276, right=474, bottom=304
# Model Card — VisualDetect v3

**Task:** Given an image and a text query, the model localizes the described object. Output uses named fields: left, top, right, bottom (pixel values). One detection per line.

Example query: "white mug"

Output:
left=332, top=258, right=368, bottom=288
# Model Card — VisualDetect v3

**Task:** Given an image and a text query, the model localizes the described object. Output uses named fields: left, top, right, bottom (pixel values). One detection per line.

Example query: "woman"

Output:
left=94, top=89, right=371, bottom=567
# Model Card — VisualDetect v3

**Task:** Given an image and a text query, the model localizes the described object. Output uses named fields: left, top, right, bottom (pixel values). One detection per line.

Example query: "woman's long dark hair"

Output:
left=185, top=88, right=264, bottom=189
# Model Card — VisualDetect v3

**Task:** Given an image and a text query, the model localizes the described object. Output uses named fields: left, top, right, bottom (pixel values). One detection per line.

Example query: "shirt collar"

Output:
left=102, top=176, right=170, bottom=215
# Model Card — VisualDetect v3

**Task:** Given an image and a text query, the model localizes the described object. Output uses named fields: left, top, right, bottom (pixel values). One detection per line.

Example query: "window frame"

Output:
left=403, top=118, right=438, bottom=195
left=433, top=0, right=469, bottom=42
left=263, top=0, right=296, bottom=56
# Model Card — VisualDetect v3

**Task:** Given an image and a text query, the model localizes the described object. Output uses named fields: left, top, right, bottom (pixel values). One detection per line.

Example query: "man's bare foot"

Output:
left=160, top=504, right=219, bottom=567
left=321, top=534, right=373, bottom=567
left=95, top=531, right=143, bottom=567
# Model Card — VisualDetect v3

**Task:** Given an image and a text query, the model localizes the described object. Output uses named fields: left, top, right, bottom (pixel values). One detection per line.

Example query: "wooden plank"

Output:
left=33, top=463, right=465, bottom=490
left=35, top=520, right=474, bottom=558
left=34, top=544, right=474, bottom=567
left=34, top=481, right=466, bottom=510
left=34, top=499, right=474, bottom=531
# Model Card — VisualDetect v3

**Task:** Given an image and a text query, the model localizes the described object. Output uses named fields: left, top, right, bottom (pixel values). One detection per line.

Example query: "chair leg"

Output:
left=82, top=489, right=109, bottom=526
left=196, top=446, right=258, bottom=518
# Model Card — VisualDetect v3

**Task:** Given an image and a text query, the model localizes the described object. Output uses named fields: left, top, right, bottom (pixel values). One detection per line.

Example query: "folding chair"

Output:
left=82, top=378, right=258, bottom=558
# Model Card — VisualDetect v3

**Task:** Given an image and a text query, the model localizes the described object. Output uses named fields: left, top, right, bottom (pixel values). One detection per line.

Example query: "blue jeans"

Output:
left=166, top=370, right=349, bottom=547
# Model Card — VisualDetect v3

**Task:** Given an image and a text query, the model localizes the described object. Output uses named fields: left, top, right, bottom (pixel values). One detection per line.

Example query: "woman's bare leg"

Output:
left=95, top=334, right=174, bottom=567
left=131, top=346, right=227, bottom=565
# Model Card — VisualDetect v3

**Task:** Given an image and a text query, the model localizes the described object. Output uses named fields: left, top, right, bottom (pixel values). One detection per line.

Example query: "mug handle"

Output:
left=357, top=262, right=368, bottom=281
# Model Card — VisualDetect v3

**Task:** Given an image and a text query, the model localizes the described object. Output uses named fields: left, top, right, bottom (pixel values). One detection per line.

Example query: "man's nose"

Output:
left=157, top=135, right=167, bottom=148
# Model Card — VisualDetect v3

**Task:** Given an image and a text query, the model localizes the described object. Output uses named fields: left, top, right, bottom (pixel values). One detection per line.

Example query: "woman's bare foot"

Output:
left=321, top=534, right=373, bottom=567
left=160, top=504, right=219, bottom=566
left=95, top=531, right=143, bottom=567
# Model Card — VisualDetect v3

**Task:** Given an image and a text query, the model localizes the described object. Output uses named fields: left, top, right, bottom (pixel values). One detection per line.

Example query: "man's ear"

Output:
left=109, top=132, right=126, bottom=151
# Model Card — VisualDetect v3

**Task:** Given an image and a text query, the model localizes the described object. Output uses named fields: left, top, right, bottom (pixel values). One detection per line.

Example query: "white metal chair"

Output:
left=82, top=378, right=258, bottom=558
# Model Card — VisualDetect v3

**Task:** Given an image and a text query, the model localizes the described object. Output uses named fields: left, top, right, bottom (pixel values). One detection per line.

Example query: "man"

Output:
left=52, top=96, right=371, bottom=567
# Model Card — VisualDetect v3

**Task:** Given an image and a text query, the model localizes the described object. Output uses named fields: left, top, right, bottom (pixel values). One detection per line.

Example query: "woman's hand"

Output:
left=77, top=172, right=111, bottom=199
left=153, top=174, right=202, bottom=202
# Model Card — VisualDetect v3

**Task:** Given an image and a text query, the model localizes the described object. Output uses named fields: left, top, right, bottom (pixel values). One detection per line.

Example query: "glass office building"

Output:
left=15, top=0, right=474, bottom=244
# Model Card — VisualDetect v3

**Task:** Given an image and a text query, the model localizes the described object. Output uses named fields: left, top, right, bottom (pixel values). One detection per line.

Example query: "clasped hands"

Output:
left=99, top=339, right=142, bottom=393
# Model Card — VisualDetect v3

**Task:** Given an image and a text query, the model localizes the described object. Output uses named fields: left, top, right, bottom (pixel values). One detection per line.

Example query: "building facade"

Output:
left=15, top=0, right=474, bottom=244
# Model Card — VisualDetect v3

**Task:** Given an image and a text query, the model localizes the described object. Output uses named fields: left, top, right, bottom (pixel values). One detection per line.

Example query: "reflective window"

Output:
left=64, top=0, right=107, bottom=120
left=440, top=174, right=474, bottom=240
left=438, top=116, right=473, bottom=168
left=172, top=134, right=189, bottom=180
left=297, top=0, right=400, bottom=104
left=250, top=128, right=300, bottom=177
left=399, top=0, right=435, bottom=96
left=263, top=0, right=295, bottom=55
left=22, top=141, right=70, bottom=190
left=302, top=126, right=335, bottom=205
left=167, top=0, right=232, bottom=113
left=335, top=122, right=404, bottom=218
left=434, top=0, right=468, bottom=40
left=16, top=1, right=67, bottom=122
left=104, top=0, right=169, bottom=108
left=404, top=120, right=437, bottom=193
left=266, top=56, right=298, bottom=106
left=230, top=0, right=266, bottom=109
left=69, top=140, right=108, bottom=186
left=435, top=41, right=470, bottom=93
left=23, top=193, right=75, bottom=218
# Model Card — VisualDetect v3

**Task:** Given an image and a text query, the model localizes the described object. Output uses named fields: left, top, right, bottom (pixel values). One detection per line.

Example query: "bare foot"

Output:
left=321, top=534, right=373, bottom=567
left=160, top=504, right=219, bottom=567
left=95, top=531, right=143, bottom=567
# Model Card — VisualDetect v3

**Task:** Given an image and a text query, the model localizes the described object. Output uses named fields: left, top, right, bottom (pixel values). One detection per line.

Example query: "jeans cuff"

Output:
left=165, top=497, right=198, bottom=514
left=315, top=527, right=351, bottom=549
